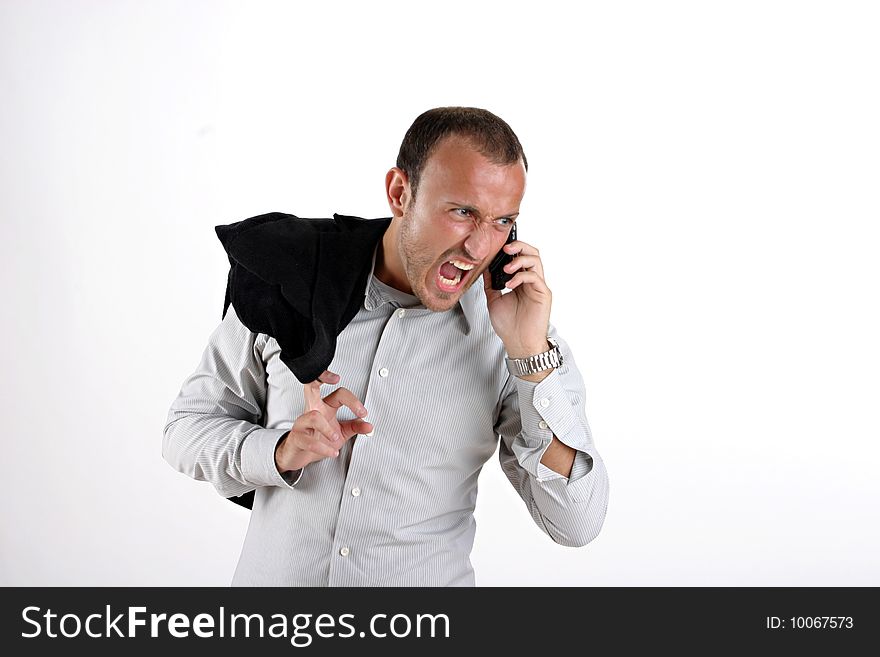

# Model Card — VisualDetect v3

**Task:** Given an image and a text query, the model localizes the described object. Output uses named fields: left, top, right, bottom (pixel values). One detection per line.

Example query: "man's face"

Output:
left=396, top=136, right=526, bottom=312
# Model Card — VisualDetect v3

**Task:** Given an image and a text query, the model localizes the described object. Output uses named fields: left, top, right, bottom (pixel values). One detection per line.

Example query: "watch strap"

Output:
left=505, top=338, right=563, bottom=377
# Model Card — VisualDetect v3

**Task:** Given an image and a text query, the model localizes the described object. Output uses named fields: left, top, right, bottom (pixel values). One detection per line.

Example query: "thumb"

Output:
left=339, top=418, right=373, bottom=440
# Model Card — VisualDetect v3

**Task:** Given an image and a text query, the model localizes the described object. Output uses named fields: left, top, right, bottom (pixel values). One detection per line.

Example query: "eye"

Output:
left=454, top=208, right=473, bottom=218
left=496, top=217, right=513, bottom=226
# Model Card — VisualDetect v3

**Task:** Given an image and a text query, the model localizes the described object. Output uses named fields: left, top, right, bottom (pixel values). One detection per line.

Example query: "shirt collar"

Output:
left=363, top=241, right=474, bottom=335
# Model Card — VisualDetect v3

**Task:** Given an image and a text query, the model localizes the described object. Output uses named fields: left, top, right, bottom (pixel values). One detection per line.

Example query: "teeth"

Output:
left=449, top=259, right=475, bottom=271
left=439, top=272, right=462, bottom=287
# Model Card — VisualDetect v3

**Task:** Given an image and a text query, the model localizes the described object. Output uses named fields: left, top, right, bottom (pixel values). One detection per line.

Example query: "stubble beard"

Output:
left=398, top=213, right=458, bottom=313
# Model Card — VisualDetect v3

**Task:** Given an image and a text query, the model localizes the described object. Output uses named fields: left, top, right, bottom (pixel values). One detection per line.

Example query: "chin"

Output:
left=413, top=285, right=454, bottom=312
left=423, top=297, right=458, bottom=313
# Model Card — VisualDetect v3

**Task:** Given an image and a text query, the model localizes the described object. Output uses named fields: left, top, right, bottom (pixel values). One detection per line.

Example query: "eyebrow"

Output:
left=445, top=201, right=520, bottom=219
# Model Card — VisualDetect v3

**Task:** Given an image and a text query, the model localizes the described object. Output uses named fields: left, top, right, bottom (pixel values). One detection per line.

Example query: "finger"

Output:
left=503, top=254, right=544, bottom=278
left=291, top=427, right=339, bottom=459
left=305, top=431, right=339, bottom=458
left=505, top=269, right=551, bottom=294
left=339, top=418, right=374, bottom=440
left=304, top=370, right=339, bottom=410
left=322, top=387, right=369, bottom=418
left=303, top=379, right=323, bottom=411
left=317, top=369, right=340, bottom=384
left=299, top=409, right=343, bottom=445
left=504, top=240, right=540, bottom=258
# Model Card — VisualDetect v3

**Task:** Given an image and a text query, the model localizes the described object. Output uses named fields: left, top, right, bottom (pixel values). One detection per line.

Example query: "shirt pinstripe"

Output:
left=163, top=244, right=609, bottom=586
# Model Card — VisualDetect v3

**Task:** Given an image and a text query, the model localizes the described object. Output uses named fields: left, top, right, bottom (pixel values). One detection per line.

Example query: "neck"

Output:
left=374, top=220, right=412, bottom=294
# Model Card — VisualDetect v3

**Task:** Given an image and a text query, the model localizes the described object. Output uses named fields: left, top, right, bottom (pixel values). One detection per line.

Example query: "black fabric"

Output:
left=214, top=211, right=393, bottom=510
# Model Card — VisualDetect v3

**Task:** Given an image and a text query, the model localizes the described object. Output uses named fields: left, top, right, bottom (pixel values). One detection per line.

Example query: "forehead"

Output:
left=417, top=136, right=526, bottom=211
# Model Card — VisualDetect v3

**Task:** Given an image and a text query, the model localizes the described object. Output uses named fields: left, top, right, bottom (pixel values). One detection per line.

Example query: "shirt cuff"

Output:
left=536, top=450, right=594, bottom=483
left=513, top=369, right=595, bottom=480
left=536, top=461, right=566, bottom=483
left=516, top=369, right=593, bottom=449
left=240, top=428, right=303, bottom=489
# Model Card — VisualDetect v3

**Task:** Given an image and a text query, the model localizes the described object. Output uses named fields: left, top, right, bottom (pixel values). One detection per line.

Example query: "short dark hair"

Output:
left=396, top=106, right=528, bottom=200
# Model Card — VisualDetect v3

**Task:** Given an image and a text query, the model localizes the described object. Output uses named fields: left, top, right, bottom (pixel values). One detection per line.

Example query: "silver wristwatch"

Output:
left=505, top=337, right=564, bottom=378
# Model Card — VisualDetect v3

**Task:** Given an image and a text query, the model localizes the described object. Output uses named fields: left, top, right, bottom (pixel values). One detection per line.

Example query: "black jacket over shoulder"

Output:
left=214, top=211, right=393, bottom=509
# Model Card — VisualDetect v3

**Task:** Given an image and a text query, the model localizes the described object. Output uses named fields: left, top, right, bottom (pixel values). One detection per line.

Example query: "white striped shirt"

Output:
left=163, top=245, right=609, bottom=586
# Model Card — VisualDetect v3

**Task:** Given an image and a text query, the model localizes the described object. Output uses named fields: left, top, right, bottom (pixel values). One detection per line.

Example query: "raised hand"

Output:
left=274, top=370, right=372, bottom=473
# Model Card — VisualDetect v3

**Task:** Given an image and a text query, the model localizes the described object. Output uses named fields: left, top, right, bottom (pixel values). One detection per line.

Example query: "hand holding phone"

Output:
left=488, top=223, right=517, bottom=290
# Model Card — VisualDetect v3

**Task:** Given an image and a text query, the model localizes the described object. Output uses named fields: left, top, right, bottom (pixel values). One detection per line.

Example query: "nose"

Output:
left=463, top=223, right=495, bottom=262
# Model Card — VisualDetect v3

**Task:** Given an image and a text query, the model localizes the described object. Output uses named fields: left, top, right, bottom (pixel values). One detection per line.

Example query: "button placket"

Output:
left=328, top=304, right=411, bottom=584
left=374, top=305, right=407, bottom=382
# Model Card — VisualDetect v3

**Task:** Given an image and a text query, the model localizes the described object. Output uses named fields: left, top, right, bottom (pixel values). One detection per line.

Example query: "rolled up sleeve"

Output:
left=494, top=324, right=610, bottom=547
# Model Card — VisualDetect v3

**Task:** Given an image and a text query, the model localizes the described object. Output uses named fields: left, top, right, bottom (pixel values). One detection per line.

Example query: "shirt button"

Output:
left=351, top=487, right=361, bottom=497
left=339, top=547, right=350, bottom=557
left=396, top=308, right=406, bottom=318
left=539, top=397, right=550, bottom=408
left=378, top=367, right=389, bottom=377
left=538, top=420, right=548, bottom=430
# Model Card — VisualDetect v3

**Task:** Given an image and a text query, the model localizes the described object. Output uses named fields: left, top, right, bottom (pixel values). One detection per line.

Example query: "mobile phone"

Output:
left=488, top=223, right=517, bottom=290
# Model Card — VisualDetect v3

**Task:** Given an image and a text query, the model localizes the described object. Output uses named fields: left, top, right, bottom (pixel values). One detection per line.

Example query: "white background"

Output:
left=2, top=0, right=878, bottom=586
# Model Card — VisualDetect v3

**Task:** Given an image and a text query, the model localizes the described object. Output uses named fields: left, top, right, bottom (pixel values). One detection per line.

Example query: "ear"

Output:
left=385, top=167, right=411, bottom=218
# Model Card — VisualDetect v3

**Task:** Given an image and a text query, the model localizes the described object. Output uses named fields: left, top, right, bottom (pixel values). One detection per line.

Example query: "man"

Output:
left=163, top=107, right=609, bottom=586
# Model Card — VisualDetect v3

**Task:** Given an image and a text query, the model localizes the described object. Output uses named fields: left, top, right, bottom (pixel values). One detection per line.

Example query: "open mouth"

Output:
left=436, top=258, right=475, bottom=293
